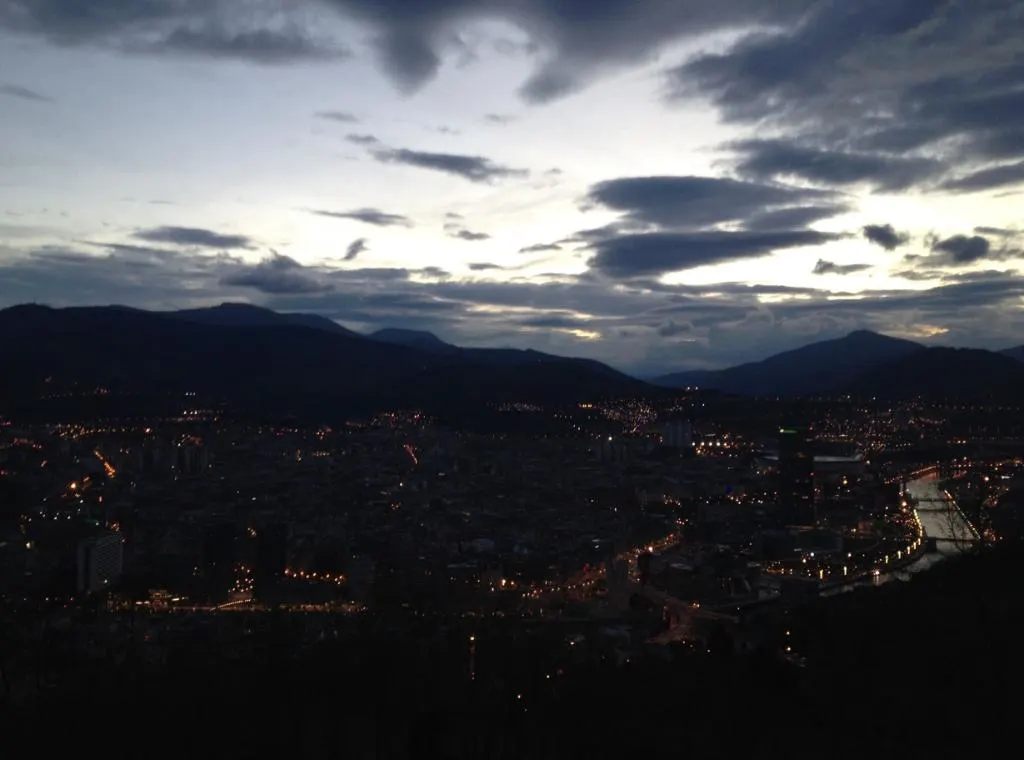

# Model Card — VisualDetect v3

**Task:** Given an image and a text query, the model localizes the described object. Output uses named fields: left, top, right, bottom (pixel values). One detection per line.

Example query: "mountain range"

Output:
left=654, top=330, right=1024, bottom=400
left=1, top=302, right=1021, bottom=421
left=0, top=303, right=650, bottom=421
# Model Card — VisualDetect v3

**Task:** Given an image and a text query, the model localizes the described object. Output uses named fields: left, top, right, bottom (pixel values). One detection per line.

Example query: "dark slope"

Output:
left=0, top=303, right=412, bottom=404
left=7, top=540, right=1024, bottom=758
left=846, top=347, right=1024, bottom=402
left=370, top=327, right=459, bottom=353
left=0, top=305, right=651, bottom=420
left=168, top=302, right=361, bottom=338
left=1001, top=345, right=1024, bottom=362
left=367, top=328, right=628, bottom=377
left=654, top=330, right=926, bottom=396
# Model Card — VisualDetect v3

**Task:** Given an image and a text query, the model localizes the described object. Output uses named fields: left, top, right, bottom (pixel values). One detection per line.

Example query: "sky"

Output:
left=1, top=0, right=1022, bottom=376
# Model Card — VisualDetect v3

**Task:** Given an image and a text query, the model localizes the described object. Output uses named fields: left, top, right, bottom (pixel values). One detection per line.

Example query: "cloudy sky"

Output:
left=1, top=0, right=1022, bottom=375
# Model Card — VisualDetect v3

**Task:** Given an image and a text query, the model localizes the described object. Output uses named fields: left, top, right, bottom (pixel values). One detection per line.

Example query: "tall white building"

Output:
left=77, top=533, right=123, bottom=594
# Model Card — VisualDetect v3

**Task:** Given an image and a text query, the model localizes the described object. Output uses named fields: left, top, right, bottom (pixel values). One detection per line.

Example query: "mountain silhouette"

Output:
left=654, top=330, right=925, bottom=396
left=0, top=304, right=651, bottom=421
left=368, top=327, right=635, bottom=376
left=166, top=302, right=362, bottom=338
left=847, top=347, right=1024, bottom=402
left=370, top=328, right=459, bottom=353
left=1001, top=345, right=1024, bottom=362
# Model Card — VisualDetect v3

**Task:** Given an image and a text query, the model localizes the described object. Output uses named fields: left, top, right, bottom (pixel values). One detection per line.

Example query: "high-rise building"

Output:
left=174, top=443, right=209, bottom=477
left=76, top=532, right=123, bottom=594
left=661, top=419, right=693, bottom=450
left=778, top=427, right=815, bottom=526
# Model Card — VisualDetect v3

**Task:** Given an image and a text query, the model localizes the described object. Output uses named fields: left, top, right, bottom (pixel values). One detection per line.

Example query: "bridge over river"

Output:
left=906, top=475, right=979, bottom=555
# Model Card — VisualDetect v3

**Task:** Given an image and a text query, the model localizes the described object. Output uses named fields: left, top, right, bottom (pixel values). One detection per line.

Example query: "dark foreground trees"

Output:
left=4, top=543, right=1022, bottom=759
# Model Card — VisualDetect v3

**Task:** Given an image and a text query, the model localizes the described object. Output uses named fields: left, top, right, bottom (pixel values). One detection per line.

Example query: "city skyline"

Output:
left=1, top=1, right=1022, bottom=374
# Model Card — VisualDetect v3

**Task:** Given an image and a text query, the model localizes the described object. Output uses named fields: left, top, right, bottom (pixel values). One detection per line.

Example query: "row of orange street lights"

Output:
left=284, top=567, right=346, bottom=586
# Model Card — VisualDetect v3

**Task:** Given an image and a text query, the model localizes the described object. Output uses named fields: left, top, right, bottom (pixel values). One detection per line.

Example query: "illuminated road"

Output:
left=527, top=532, right=678, bottom=604
left=94, top=449, right=116, bottom=478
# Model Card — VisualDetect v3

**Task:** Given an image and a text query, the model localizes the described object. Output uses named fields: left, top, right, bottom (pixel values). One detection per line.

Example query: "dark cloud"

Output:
left=975, top=226, right=1019, bottom=237
left=442, top=219, right=493, bottom=242
left=892, top=268, right=1017, bottom=284
left=318, top=0, right=811, bottom=102
left=812, top=259, right=871, bottom=276
left=0, top=241, right=243, bottom=308
left=147, top=26, right=348, bottom=64
left=588, top=230, right=842, bottom=279
left=221, top=252, right=334, bottom=295
left=520, top=242, right=563, bottom=254
left=671, top=0, right=1024, bottom=194
left=308, top=208, right=412, bottom=228
left=906, top=234, right=1022, bottom=269
left=891, top=269, right=945, bottom=282
left=344, top=238, right=368, bottom=261
left=133, top=226, right=253, bottom=249
left=929, top=235, right=992, bottom=265
left=0, top=83, right=54, bottom=102
left=468, top=262, right=504, bottom=271
left=669, top=1, right=948, bottom=113
left=417, top=266, right=450, bottom=280
left=484, top=113, right=516, bottom=125
left=92, top=242, right=188, bottom=260
left=863, top=224, right=910, bottom=251
left=449, top=229, right=490, bottom=242
left=0, top=0, right=204, bottom=39
left=941, top=160, right=1024, bottom=193
left=1, top=2, right=346, bottom=63
left=743, top=205, right=846, bottom=232
left=585, top=175, right=834, bottom=231
left=371, top=26, right=442, bottom=94
left=315, top=111, right=359, bottom=123
left=730, top=139, right=943, bottom=192
left=656, top=320, right=698, bottom=338
left=370, top=147, right=528, bottom=183
left=345, top=133, right=380, bottom=145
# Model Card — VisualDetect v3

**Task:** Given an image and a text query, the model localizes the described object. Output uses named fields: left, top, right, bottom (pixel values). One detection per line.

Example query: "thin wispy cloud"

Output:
left=0, top=83, right=53, bottom=102
left=308, top=208, right=413, bottom=228
left=371, top=147, right=528, bottom=183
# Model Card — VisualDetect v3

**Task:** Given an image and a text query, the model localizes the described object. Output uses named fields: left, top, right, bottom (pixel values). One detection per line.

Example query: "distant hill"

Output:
left=367, top=328, right=635, bottom=379
left=168, top=302, right=361, bottom=338
left=653, top=330, right=925, bottom=396
left=1001, top=345, right=1024, bottom=362
left=0, top=304, right=651, bottom=421
left=846, top=347, right=1024, bottom=402
left=370, top=328, right=459, bottom=353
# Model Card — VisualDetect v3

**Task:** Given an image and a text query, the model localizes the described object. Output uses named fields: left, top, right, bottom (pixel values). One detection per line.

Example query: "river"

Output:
left=824, top=473, right=977, bottom=593
left=880, top=474, right=978, bottom=579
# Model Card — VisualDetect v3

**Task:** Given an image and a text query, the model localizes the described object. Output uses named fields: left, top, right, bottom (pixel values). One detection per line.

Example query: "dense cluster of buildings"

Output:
left=3, top=393, right=1022, bottom=699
